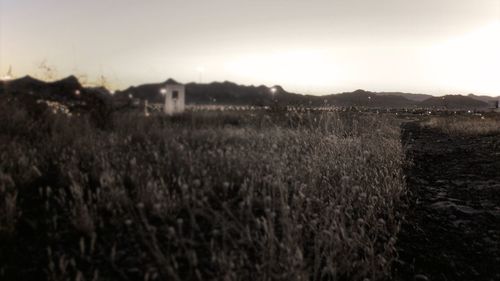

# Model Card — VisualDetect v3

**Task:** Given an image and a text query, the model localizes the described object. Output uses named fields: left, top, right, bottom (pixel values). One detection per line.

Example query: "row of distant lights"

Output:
left=124, top=89, right=399, bottom=102
left=126, top=87, right=275, bottom=99
left=10, top=81, right=482, bottom=116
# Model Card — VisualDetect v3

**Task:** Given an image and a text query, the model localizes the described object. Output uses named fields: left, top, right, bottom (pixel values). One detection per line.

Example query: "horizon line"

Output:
left=1, top=73, right=499, bottom=98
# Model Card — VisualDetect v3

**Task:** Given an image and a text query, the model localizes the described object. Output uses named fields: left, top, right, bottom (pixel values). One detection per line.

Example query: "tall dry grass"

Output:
left=0, top=100, right=406, bottom=281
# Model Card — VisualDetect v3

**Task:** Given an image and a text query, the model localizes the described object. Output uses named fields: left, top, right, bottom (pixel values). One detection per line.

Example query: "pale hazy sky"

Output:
left=1, top=0, right=499, bottom=95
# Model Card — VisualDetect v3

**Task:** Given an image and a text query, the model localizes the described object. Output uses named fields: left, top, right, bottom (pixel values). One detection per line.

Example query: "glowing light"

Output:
left=74, top=90, right=81, bottom=96
left=224, top=49, right=340, bottom=92
left=159, top=88, right=167, bottom=95
left=270, top=87, right=277, bottom=94
left=425, top=21, right=500, bottom=93
left=0, top=74, right=13, bottom=81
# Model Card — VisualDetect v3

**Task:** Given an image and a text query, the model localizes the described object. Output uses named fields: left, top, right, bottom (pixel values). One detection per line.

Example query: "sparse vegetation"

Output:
left=0, top=99, right=406, bottom=281
left=422, top=114, right=500, bottom=135
left=396, top=119, right=500, bottom=280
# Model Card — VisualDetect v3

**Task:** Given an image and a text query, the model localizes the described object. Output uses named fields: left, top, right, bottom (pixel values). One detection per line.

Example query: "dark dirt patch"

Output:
left=394, top=122, right=500, bottom=281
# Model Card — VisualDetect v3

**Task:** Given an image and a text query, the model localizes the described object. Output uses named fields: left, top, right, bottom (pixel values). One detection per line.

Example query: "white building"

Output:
left=161, top=79, right=185, bottom=115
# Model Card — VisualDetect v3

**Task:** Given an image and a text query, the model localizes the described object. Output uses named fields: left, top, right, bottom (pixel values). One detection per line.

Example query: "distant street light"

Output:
left=270, top=87, right=278, bottom=105
left=160, top=88, right=167, bottom=95
left=271, top=87, right=278, bottom=98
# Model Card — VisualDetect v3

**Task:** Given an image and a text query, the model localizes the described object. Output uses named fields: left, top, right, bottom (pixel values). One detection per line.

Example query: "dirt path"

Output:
left=394, top=122, right=500, bottom=281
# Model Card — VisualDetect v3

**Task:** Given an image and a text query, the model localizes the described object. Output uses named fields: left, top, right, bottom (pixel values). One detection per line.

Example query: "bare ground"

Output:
left=394, top=121, right=500, bottom=281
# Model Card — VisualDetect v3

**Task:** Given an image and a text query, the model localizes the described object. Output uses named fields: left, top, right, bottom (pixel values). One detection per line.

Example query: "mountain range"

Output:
left=115, top=79, right=497, bottom=109
left=1, top=76, right=498, bottom=109
left=0, top=75, right=112, bottom=101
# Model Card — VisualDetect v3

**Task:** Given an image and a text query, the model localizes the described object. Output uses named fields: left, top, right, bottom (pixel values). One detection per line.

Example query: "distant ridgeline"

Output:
left=0, top=75, right=110, bottom=103
left=1, top=75, right=498, bottom=109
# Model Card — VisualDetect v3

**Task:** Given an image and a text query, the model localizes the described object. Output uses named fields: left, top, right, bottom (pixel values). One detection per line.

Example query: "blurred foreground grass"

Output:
left=0, top=100, right=406, bottom=281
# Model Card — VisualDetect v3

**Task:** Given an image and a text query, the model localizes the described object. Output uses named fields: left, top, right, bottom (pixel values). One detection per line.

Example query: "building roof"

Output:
left=163, top=78, right=183, bottom=86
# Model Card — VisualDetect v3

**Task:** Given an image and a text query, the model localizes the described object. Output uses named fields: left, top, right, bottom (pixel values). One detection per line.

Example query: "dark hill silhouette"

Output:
left=114, top=80, right=420, bottom=107
left=466, top=94, right=500, bottom=103
left=420, top=95, right=489, bottom=109
left=114, top=79, right=183, bottom=103
left=323, top=89, right=417, bottom=107
left=0, top=76, right=112, bottom=118
left=184, top=81, right=316, bottom=106
left=185, top=81, right=274, bottom=105
left=114, top=80, right=317, bottom=106
left=373, top=92, right=433, bottom=102
left=0, top=75, right=84, bottom=100
left=0, top=75, right=46, bottom=93
left=3, top=75, right=497, bottom=109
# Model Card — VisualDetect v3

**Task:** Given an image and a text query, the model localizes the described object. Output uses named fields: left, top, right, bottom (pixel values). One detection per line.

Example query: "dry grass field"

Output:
left=0, top=100, right=406, bottom=281
left=422, top=114, right=500, bottom=136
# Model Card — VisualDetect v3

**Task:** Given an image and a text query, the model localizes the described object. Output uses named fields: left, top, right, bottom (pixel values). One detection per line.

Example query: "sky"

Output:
left=1, top=0, right=499, bottom=95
